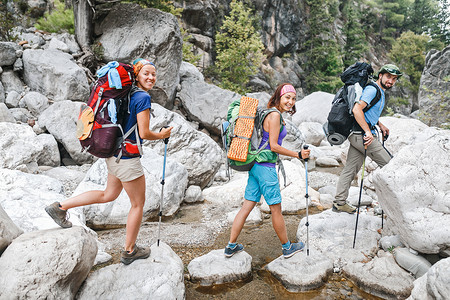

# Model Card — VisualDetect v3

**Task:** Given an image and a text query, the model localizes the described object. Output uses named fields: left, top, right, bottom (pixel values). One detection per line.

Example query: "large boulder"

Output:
left=373, top=130, right=450, bottom=254
left=22, top=49, right=89, bottom=101
left=77, top=242, right=185, bottom=299
left=0, top=226, right=97, bottom=299
left=146, top=103, right=222, bottom=188
left=0, top=122, right=59, bottom=171
left=0, top=42, right=20, bottom=66
left=292, top=91, right=334, bottom=125
left=74, top=148, right=188, bottom=228
left=0, top=205, right=23, bottom=254
left=38, top=100, right=94, bottom=165
left=96, top=3, right=182, bottom=108
left=177, top=61, right=241, bottom=135
left=407, top=257, right=450, bottom=300
left=0, top=168, right=85, bottom=232
left=418, top=45, right=450, bottom=127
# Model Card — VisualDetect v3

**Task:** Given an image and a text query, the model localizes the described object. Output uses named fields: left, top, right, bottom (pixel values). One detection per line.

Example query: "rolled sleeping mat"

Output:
left=227, top=96, right=259, bottom=162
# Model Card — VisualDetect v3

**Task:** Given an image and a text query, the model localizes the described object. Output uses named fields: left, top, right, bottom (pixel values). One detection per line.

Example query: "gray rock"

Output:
left=0, top=42, right=20, bottom=66
left=22, top=49, right=89, bottom=101
left=145, top=103, right=222, bottom=188
left=0, top=168, right=85, bottom=232
left=0, top=69, right=25, bottom=94
left=265, top=252, right=333, bottom=292
left=0, top=226, right=97, bottom=299
left=343, top=255, right=415, bottom=299
left=292, top=91, right=334, bottom=125
left=408, top=257, right=450, bottom=300
left=9, top=107, right=33, bottom=123
left=184, top=185, right=203, bottom=203
left=188, top=249, right=252, bottom=286
left=0, top=81, right=4, bottom=102
left=35, top=133, right=60, bottom=167
left=299, top=121, right=326, bottom=146
left=5, top=90, right=21, bottom=108
left=177, top=61, right=241, bottom=135
left=418, top=46, right=450, bottom=127
left=38, top=100, right=94, bottom=165
left=393, top=247, right=432, bottom=278
left=0, top=205, right=23, bottom=254
left=0, top=103, right=15, bottom=123
left=96, top=3, right=182, bottom=108
left=315, top=156, right=340, bottom=167
left=227, top=206, right=262, bottom=226
left=373, top=131, right=450, bottom=254
left=75, top=148, right=188, bottom=227
left=19, top=91, right=49, bottom=116
left=78, top=242, right=185, bottom=300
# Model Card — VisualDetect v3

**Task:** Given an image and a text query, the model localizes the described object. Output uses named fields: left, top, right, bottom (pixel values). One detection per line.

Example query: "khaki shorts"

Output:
left=105, top=157, right=144, bottom=182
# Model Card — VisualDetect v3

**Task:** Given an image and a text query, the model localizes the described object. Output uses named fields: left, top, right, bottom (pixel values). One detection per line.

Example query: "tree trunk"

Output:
left=72, top=0, right=94, bottom=47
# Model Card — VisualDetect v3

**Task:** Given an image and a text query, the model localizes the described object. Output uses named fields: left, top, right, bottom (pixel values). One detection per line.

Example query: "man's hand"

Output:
left=364, top=131, right=374, bottom=146
left=378, top=122, right=389, bottom=141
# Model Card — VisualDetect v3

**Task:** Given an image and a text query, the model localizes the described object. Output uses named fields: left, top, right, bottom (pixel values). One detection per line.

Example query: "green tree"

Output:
left=35, top=0, right=74, bottom=34
left=405, top=0, right=439, bottom=35
left=376, top=0, right=410, bottom=45
left=134, top=0, right=181, bottom=15
left=304, top=0, right=343, bottom=93
left=388, top=31, right=435, bottom=109
left=342, top=2, right=369, bottom=67
left=215, top=0, right=264, bottom=94
left=432, top=0, right=450, bottom=44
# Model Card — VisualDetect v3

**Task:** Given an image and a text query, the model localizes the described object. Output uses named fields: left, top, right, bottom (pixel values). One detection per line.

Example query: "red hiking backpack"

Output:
left=76, top=62, right=142, bottom=160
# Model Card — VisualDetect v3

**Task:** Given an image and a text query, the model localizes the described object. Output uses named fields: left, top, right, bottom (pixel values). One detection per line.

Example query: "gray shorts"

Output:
left=105, top=157, right=144, bottom=182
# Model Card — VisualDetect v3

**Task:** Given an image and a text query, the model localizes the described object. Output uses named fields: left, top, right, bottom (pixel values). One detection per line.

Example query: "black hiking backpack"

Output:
left=323, top=62, right=382, bottom=145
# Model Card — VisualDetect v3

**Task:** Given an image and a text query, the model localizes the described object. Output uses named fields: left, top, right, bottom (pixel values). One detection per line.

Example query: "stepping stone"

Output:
left=188, top=249, right=252, bottom=286
left=265, top=251, right=333, bottom=292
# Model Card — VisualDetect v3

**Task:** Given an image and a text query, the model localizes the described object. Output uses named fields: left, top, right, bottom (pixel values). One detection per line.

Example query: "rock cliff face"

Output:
left=418, top=45, right=450, bottom=127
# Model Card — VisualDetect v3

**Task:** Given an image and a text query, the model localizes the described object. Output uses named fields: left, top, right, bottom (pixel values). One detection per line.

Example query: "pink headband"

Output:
left=280, top=84, right=296, bottom=97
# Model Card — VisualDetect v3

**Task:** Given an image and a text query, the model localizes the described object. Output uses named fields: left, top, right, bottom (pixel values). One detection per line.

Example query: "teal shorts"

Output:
left=244, top=163, right=282, bottom=206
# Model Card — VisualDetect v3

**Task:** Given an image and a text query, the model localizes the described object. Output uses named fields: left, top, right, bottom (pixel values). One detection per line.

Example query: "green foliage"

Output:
left=133, top=0, right=182, bottom=16
left=342, top=2, right=369, bottom=67
left=181, top=27, right=201, bottom=65
left=215, top=0, right=264, bottom=94
left=388, top=31, right=433, bottom=93
left=304, top=0, right=343, bottom=93
left=0, top=0, right=17, bottom=41
left=35, top=0, right=74, bottom=34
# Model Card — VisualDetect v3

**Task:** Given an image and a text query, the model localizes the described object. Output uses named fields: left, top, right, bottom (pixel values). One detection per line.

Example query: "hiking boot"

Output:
left=224, top=244, right=244, bottom=257
left=282, top=242, right=304, bottom=258
left=120, top=245, right=151, bottom=265
left=45, top=202, right=72, bottom=228
left=332, top=202, right=357, bottom=214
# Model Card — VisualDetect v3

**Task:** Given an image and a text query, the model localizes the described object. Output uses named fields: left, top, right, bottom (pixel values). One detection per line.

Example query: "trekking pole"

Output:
left=380, top=133, right=392, bottom=229
left=303, top=145, right=310, bottom=256
left=157, top=126, right=170, bottom=247
left=353, top=143, right=367, bottom=249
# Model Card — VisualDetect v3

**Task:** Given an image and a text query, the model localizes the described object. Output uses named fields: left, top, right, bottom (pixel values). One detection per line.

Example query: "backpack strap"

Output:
left=362, top=81, right=382, bottom=112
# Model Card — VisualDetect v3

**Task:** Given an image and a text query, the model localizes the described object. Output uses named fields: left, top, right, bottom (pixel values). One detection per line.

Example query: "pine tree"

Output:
left=304, top=0, right=343, bottom=93
left=215, top=0, right=264, bottom=94
left=342, top=2, right=368, bottom=67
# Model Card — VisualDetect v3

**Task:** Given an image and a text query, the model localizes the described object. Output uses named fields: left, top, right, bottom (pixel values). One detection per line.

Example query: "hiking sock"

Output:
left=282, top=241, right=291, bottom=250
left=227, top=242, right=237, bottom=248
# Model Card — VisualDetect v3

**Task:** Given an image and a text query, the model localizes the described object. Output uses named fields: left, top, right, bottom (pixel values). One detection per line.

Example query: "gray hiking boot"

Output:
left=224, top=243, right=244, bottom=257
left=120, top=245, right=151, bottom=265
left=332, top=202, right=357, bottom=214
left=282, top=242, right=304, bottom=258
left=45, top=202, right=72, bottom=228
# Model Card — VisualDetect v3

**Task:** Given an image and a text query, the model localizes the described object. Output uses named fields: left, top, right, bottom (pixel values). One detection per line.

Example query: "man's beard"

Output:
left=380, top=80, right=392, bottom=90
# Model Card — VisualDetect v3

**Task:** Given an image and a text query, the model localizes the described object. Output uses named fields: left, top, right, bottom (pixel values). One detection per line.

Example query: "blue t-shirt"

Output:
left=123, top=90, right=152, bottom=144
left=360, top=83, right=385, bottom=132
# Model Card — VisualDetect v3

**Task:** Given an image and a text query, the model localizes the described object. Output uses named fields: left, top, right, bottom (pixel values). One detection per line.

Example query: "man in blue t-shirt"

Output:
left=333, top=64, right=403, bottom=213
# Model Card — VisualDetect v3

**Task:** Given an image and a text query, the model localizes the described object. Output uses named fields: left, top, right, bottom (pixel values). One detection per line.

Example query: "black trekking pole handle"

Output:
left=302, top=145, right=309, bottom=162
left=160, top=126, right=170, bottom=144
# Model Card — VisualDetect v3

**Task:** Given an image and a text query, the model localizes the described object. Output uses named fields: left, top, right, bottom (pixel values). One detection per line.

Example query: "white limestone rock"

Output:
left=187, top=249, right=252, bottom=286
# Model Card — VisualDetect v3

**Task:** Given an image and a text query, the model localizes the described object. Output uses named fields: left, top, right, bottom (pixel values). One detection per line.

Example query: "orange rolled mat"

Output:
left=227, top=97, right=259, bottom=162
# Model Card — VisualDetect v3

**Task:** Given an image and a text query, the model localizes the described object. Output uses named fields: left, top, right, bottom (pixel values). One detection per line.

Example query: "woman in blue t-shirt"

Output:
left=224, top=83, right=310, bottom=259
left=45, top=59, right=172, bottom=265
